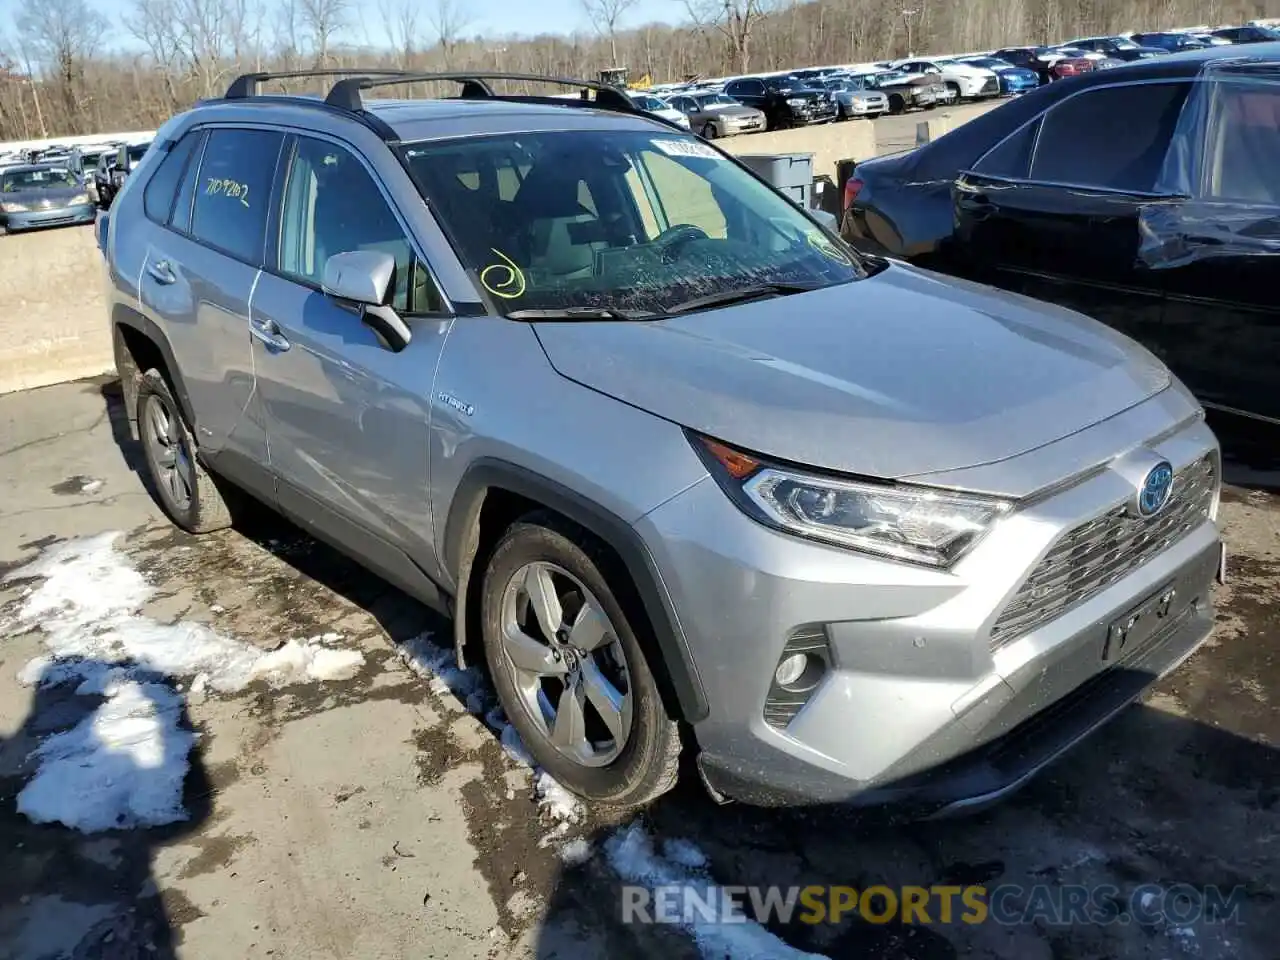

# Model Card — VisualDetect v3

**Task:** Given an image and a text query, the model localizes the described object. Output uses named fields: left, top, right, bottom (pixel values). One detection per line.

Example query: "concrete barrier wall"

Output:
left=720, top=120, right=879, bottom=181
left=0, top=227, right=112, bottom=395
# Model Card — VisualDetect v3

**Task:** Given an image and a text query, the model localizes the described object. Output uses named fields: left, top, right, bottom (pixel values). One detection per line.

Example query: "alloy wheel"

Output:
left=143, top=393, right=194, bottom=513
left=499, top=561, right=634, bottom=767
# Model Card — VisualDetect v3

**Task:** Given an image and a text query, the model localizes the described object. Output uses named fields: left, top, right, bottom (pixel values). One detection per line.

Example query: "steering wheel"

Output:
left=654, top=223, right=711, bottom=262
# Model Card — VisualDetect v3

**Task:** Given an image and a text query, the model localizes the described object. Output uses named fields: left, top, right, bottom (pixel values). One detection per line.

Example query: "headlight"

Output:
left=71, top=193, right=90, bottom=204
left=693, top=435, right=1011, bottom=567
left=3, top=202, right=28, bottom=213
left=786, top=98, right=806, bottom=107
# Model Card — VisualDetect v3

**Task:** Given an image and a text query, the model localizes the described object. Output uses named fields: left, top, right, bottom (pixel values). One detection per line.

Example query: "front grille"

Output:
left=989, top=456, right=1216, bottom=648
left=982, top=77, right=1000, bottom=93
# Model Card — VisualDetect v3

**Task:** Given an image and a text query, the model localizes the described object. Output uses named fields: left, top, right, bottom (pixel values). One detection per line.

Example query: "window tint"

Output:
left=143, top=132, right=200, bottom=224
left=189, top=129, right=282, bottom=263
left=278, top=136, right=441, bottom=314
left=1204, top=81, right=1280, bottom=205
left=974, top=118, right=1041, bottom=178
left=1030, top=82, right=1190, bottom=192
left=171, top=134, right=204, bottom=234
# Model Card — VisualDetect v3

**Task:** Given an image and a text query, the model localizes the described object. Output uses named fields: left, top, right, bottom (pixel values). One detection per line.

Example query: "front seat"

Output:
left=509, top=162, right=608, bottom=280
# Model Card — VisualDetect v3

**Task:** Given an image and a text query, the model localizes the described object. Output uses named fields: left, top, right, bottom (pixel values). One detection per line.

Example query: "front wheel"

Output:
left=481, top=514, right=681, bottom=807
left=888, top=94, right=906, bottom=115
left=701, top=122, right=718, bottom=140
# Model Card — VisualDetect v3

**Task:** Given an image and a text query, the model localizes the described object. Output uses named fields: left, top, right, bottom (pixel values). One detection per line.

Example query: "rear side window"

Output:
left=1204, top=80, right=1280, bottom=205
left=974, top=118, right=1041, bottom=178
left=143, top=132, right=200, bottom=224
left=1030, top=82, right=1191, bottom=192
left=189, top=128, right=283, bottom=264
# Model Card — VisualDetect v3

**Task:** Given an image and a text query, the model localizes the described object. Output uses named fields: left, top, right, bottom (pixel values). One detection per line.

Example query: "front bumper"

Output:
left=639, top=412, right=1221, bottom=810
left=1000, top=74, right=1041, bottom=94
left=719, top=114, right=766, bottom=135
left=789, top=102, right=839, bottom=124
left=3, top=202, right=96, bottom=231
left=843, top=96, right=889, bottom=116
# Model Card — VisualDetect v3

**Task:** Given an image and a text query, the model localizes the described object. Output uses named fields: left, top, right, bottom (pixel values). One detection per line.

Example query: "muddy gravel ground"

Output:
left=0, top=378, right=1276, bottom=960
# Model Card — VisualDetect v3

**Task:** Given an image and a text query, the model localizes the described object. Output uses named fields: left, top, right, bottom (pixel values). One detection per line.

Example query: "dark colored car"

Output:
left=853, top=70, right=945, bottom=114
left=840, top=44, right=1280, bottom=446
left=0, top=164, right=95, bottom=233
left=1064, top=36, right=1169, bottom=61
left=1131, top=31, right=1211, bottom=52
left=992, top=46, right=1093, bottom=83
left=722, top=75, right=838, bottom=128
left=1211, top=25, right=1280, bottom=43
left=101, top=141, right=153, bottom=207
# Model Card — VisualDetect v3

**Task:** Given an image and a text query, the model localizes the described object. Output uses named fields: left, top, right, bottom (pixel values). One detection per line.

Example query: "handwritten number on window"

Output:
left=205, top=177, right=251, bottom=209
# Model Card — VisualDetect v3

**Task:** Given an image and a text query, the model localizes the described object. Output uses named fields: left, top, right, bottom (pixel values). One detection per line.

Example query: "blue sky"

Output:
left=2, top=0, right=689, bottom=54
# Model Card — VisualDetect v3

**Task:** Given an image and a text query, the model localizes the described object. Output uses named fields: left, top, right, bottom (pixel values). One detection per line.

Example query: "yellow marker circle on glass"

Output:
left=480, top=249, right=527, bottom=299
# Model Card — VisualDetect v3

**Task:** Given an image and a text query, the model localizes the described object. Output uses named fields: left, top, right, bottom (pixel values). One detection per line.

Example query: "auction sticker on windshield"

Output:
left=651, top=139, right=720, bottom=160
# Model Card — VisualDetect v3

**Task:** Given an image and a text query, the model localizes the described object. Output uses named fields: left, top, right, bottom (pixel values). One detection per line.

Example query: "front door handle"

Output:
left=249, top=315, right=291, bottom=352
left=146, top=260, right=176, bottom=285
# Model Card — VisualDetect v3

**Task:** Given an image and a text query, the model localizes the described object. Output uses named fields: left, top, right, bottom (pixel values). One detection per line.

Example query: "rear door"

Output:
left=952, top=80, right=1191, bottom=368
left=250, top=133, right=454, bottom=587
left=138, top=125, right=283, bottom=474
left=1153, top=73, right=1280, bottom=424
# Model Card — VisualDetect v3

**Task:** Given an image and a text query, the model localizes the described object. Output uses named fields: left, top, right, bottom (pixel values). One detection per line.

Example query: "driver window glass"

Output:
left=278, top=136, right=442, bottom=313
left=632, top=150, right=729, bottom=239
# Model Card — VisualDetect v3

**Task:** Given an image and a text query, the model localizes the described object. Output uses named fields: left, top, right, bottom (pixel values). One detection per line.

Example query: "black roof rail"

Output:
left=224, top=69, right=414, bottom=99
left=324, top=71, right=653, bottom=121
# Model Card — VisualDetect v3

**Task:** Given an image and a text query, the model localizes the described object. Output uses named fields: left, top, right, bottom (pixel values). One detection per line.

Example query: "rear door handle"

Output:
left=146, top=260, right=176, bottom=285
left=249, top=315, right=291, bottom=352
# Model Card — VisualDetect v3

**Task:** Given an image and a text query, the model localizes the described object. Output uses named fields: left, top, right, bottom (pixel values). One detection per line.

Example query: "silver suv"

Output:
left=98, top=70, right=1223, bottom=814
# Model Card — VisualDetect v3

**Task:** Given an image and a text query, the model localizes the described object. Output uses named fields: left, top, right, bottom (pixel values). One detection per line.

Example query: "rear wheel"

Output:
left=946, top=81, right=962, bottom=101
left=481, top=514, right=681, bottom=807
left=888, top=94, right=906, bottom=115
left=137, top=368, right=232, bottom=534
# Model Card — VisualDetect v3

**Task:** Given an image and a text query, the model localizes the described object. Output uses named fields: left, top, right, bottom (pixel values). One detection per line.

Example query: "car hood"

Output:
left=4, top=186, right=84, bottom=203
left=533, top=264, right=1171, bottom=480
left=941, top=64, right=994, bottom=77
left=701, top=103, right=761, bottom=117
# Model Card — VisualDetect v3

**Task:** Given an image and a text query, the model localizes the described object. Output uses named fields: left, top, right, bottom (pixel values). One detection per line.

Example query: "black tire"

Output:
left=946, top=81, right=962, bottom=101
left=888, top=94, right=905, bottom=115
left=701, top=122, right=718, bottom=140
left=136, top=368, right=233, bottom=534
left=481, top=512, right=681, bottom=807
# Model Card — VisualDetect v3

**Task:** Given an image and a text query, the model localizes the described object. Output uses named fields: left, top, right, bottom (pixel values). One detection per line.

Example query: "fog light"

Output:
left=775, top=653, right=808, bottom=687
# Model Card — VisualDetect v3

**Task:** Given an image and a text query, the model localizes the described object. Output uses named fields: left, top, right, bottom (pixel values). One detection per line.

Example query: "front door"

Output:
left=951, top=80, right=1193, bottom=378
left=250, top=133, right=453, bottom=587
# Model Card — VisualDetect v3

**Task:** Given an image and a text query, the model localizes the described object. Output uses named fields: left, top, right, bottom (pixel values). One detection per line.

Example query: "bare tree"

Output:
left=299, top=0, right=348, bottom=66
left=379, top=0, right=422, bottom=68
left=430, top=0, right=471, bottom=69
left=581, top=0, right=639, bottom=67
left=16, top=0, right=106, bottom=125
left=684, top=0, right=770, bottom=73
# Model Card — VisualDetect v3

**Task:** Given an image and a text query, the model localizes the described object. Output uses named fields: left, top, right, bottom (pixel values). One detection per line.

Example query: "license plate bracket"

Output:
left=1102, top=581, right=1180, bottom=662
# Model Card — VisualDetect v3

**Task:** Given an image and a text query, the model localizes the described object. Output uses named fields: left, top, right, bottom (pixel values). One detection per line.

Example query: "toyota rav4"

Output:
left=97, top=69, right=1223, bottom=814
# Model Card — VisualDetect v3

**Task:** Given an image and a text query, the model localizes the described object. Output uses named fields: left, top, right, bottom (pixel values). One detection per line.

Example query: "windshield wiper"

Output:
left=505, top=306, right=655, bottom=321
left=663, top=282, right=819, bottom=315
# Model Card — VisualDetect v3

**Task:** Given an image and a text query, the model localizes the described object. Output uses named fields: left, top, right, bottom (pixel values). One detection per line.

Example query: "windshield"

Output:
left=635, top=96, right=667, bottom=110
left=696, top=94, right=738, bottom=107
left=399, top=131, right=862, bottom=317
left=966, top=58, right=1005, bottom=68
left=1111, top=37, right=1139, bottom=49
left=2, top=167, right=78, bottom=191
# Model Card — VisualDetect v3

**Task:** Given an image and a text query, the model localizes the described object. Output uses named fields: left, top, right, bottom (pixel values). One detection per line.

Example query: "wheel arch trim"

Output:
left=443, top=458, right=710, bottom=723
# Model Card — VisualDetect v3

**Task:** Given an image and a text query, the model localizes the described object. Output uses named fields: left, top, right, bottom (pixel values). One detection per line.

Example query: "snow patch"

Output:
left=3, top=533, right=366, bottom=693
left=662, top=837, right=709, bottom=870
left=2, top=532, right=366, bottom=832
left=535, top=770, right=583, bottom=823
left=559, top=838, right=593, bottom=865
left=17, top=666, right=194, bottom=832
left=398, top=631, right=488, bottom=713
left=604, top=822, right=828, bottom=960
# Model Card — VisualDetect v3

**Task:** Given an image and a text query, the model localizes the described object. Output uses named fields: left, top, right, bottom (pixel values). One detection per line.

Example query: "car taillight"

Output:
left=843, top=176, right=864, bottom=210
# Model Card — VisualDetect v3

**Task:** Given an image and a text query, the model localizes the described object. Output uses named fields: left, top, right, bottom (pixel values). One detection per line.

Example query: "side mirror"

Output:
left=322, top=250, right=412, bottom=352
